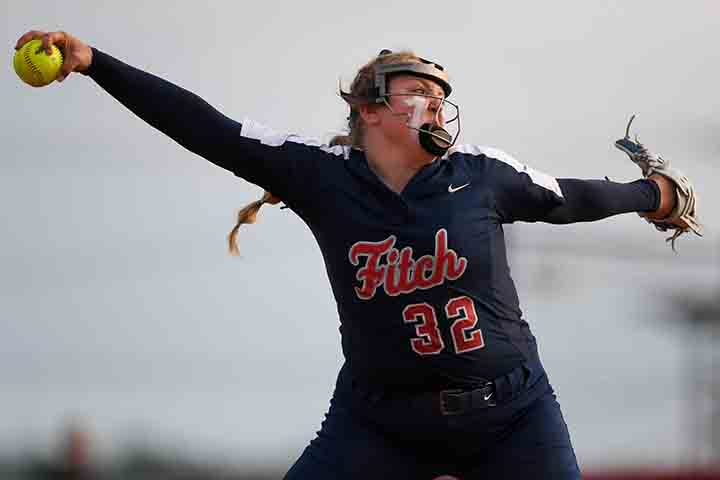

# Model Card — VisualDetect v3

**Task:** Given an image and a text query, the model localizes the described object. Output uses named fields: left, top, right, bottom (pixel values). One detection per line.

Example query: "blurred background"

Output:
left=1, top=0, right=718, bottom=478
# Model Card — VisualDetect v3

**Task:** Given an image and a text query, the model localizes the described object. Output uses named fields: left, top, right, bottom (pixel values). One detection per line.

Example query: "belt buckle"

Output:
left=439, top=389, right=464, bottom=416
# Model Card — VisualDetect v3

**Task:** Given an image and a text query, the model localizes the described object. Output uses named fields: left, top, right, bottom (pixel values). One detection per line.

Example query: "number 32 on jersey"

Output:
left=402, top=296, right=484, bottom=355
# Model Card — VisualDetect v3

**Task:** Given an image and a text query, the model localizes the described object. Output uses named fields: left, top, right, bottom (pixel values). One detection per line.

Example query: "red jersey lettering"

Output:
left=348, top=229, right=468, bottom=300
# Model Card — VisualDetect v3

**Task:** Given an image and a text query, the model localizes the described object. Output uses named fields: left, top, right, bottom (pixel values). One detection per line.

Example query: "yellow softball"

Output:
left=13, top=39, right=64, bottom=87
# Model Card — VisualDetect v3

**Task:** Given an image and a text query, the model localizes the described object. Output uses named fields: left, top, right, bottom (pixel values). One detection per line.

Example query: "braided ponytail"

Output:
left=226, top=131, right=348, bottom=256
left=227, top=190, right=281, bottom=255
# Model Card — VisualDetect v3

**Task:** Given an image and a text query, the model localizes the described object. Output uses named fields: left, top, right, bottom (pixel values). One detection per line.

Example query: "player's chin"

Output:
left=387, top=126, right=417, bottom=148
left=409, top=142, right=438, bottom=161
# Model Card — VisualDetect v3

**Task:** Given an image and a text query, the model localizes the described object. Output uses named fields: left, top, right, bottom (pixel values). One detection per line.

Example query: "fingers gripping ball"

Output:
left=13, top=39, right=64, bottom=87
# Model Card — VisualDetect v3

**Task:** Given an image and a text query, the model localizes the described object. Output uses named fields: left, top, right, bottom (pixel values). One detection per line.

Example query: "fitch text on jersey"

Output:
left=348, top=228, right=468, bottom=300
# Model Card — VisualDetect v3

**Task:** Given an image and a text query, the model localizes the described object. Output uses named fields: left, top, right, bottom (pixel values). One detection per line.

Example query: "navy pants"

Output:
left=285, top=360, right=580, bottom=479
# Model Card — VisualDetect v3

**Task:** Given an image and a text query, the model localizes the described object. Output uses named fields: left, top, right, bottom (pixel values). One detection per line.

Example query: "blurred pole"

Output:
left=711, top=312, right=720, bottom=465
left=675, top=250, right=719, bottom=466
left=60, top=419, right=95, bottom=480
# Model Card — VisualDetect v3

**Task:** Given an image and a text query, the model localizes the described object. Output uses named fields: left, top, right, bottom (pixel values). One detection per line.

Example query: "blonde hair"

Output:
left=227, top=50, right=424, bottom=255
left=331, top=50, right=421, bottom=148
left=227, top=190, right=282, bottom=255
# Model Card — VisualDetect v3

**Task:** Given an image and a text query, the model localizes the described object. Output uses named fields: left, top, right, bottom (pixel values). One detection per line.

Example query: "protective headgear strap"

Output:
left=339, top=49, right=459, bottom=156
left=340, top=49, right=452, bottom=105
left=372, top=62, right=451, bottom=102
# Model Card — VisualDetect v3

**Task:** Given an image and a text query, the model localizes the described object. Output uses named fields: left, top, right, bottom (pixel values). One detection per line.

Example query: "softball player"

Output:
left=16, top=30, right=693, bottom=479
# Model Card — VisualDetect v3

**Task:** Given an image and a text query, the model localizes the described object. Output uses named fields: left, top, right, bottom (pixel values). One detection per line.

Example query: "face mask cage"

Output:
left=381, top=93, right=459, bottom=126
left=380, top=93, right=461, bottom=152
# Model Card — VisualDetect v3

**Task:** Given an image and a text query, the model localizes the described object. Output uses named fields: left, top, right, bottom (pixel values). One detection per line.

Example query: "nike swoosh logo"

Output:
left=448, top=183, right=470, bottom=193
left=483, top=392, right=494, bottom=401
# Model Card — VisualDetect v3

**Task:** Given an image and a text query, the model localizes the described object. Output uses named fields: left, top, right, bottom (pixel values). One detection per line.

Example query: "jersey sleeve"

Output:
left=235, top=118, right=348, bottom=203
left=478, top=147, right=565, bottom=223
left=85, top=47, right=344, bottom=207
left=541, top=178, right=660, bottom=224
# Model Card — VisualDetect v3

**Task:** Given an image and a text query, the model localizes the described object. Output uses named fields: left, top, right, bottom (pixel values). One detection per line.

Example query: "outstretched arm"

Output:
left=13, top=30, right=333, bottom=206
left=486, top=148, right=674, bottom=225
left=14, top=30, right=240, bottom=172
left=541, top=176, right=674, bottom=224
left=85, top=47, right=243, bottom=173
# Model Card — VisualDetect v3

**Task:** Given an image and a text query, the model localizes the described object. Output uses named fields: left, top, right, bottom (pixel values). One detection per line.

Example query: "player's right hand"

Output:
left=14, top=30, right=93, bottom=82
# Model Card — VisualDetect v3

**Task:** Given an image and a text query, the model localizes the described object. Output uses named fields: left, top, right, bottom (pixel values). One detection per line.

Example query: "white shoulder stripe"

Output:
left=448, top=144, right=563, bottom=198
left=240, top=117, right=349, bottom=158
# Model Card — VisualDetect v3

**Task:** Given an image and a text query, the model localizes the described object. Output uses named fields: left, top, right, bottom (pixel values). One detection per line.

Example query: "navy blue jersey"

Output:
left=236, top=119, right=564, bottom=389
left=86, top=48, right=660, bottom=392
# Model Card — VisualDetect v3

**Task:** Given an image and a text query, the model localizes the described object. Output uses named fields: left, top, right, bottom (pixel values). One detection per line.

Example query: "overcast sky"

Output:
left=2, top=0, right=718, bottom=471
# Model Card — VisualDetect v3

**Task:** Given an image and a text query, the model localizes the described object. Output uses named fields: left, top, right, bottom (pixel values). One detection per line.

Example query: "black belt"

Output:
left=439, top=382, right=496, bottom=416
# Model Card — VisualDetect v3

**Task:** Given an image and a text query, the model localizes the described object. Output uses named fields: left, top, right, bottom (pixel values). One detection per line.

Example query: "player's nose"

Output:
left=427, top=95, right=443, bottom=109
left=429, top=103, right=446, bottom=126
left=427, top=95, right=443, bottom=112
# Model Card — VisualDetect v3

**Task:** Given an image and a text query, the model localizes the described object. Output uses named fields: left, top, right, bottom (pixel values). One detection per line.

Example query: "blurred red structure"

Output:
left=584, top=468, right=720, bottom=480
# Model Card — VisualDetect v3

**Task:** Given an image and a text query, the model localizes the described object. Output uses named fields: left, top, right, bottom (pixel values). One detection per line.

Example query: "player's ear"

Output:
left=358, top=103, right=381, bottom=126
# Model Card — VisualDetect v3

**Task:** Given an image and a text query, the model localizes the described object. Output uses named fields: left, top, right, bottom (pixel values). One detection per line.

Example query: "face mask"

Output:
left=393, top=94, right=458, bottom=156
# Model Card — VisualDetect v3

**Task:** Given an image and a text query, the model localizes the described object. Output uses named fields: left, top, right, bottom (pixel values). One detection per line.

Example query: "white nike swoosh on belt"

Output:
left=483, top=392, right=493, bottom=401
left=448, top=183, right=470, bottom=193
